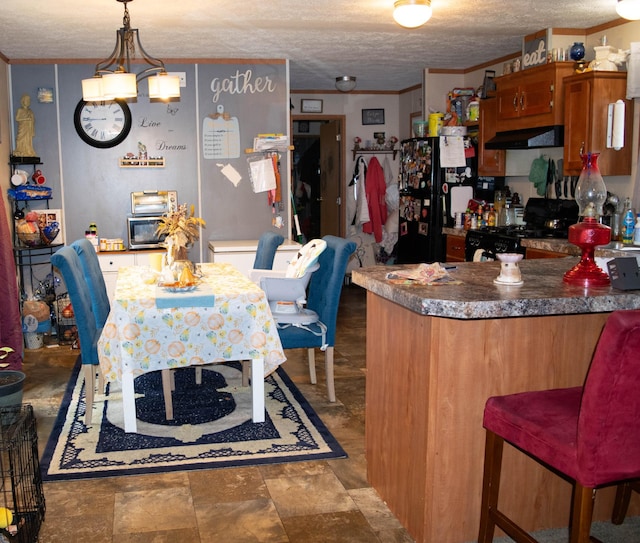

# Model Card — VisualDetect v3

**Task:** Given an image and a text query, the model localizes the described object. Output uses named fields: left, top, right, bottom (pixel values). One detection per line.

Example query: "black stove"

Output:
left=464, top=199, right=579, bottom=261
left=465, top=229, right=526, bottom=262
left=476, top=225, right=570, bottom=239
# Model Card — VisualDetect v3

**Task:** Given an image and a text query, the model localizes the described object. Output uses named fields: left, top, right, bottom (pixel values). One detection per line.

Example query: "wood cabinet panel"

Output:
left=364, top=293, right=615, bottom=542
left=525, top=247, right=567, bottom=259
left=478, top=98, right=505, bottom=176
left=494, top=62, right=575, bottom=132
left=445, top=235, right=466, bottom=262
left=563, top=72, right=633, bottom=176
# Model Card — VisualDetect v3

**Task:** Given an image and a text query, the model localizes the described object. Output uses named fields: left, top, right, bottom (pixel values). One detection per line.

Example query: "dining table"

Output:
left=97, top=262, right=287, bottom=433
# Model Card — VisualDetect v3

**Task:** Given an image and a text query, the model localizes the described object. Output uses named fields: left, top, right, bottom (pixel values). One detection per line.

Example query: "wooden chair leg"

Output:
left=569, top=484, right=595, bottom=543
left=612, top=481, right=639, bottom=525
left=308, top=348, right=316, bottom=385
left=478, top=430, right=504, bottom=543
left=97, top=370, right=105, bottom=394
left=242, top=361, right=250, bottom=387
left=324, top=346, right=336, bottom=402
left=83, top=364, right=97, bottom=426
left=161, top=369, right=174, bottom=421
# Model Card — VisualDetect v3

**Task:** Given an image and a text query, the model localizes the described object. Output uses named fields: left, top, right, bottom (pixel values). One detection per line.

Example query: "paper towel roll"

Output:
left=613, top=99, right=625, bottom=151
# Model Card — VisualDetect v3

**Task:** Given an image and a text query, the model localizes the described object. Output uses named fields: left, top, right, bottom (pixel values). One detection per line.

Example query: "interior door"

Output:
left=319, top=121, right=341, bottom=237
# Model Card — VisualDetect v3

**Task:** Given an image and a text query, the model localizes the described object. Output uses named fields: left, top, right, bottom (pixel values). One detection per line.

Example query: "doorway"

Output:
left=292, top=115, right=346, bottom=242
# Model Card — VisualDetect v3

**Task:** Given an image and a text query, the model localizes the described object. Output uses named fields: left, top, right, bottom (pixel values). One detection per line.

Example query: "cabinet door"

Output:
left=478, top=99, right=505, bottom=176
left=563, top=78, right=591, bottom=173
left=445, top=236, right=466, bottom=262
left=519, top=78, right=554, bottom=117
left=496, top=84, right=520, bottom=121
left=563, top=72, right=632, bottom=176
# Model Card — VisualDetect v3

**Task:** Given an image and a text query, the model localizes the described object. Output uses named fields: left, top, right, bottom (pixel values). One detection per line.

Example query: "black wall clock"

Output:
left=74, top=99, right=132, bottom=148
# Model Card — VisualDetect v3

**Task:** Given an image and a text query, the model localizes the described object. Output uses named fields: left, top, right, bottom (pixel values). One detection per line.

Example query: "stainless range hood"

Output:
left=485, top=125, right=564, bottom=149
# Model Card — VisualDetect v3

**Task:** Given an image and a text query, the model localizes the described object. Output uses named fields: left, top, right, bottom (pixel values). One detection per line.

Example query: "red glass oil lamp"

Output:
left=563, top=152, right=611, bottom=287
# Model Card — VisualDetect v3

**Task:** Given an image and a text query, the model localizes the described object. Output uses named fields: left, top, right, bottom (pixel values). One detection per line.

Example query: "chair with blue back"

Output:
left=253, top=231, right=285, bottom=270
left=51, top=246, right=104, bottom=425
left=276, top=235, right=356, bottom=402
left=71, top=238, right=110, bottom=327
left=53, top=243, right=174, bottom=426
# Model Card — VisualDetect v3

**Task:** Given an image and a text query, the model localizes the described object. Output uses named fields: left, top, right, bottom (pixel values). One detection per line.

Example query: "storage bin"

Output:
left=23, top=333, right=43, bottom=350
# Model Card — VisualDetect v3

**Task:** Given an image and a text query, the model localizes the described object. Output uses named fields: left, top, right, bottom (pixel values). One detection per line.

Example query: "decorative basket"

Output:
left=17, top=231, right=41, bottom=247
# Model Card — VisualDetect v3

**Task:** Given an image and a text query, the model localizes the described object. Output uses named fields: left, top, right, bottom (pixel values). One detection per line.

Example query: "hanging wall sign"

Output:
left=203, top=104, right=240, bottom=159
left=522, top=29, right=550, bottom=70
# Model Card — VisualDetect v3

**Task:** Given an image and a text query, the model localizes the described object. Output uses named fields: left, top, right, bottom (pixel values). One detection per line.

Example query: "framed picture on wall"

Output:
left=301, top=99, right=323, bottom=113
left=298, top=121, right=310, bottom=133
left=362, top=108, right=385, bottom=125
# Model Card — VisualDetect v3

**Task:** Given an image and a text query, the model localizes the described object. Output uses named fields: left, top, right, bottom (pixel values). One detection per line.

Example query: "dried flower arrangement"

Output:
left=156, top=204, right=206, bottom=248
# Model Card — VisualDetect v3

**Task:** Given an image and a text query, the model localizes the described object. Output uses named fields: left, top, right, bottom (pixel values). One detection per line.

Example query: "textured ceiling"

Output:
left=0, top=0, right=623, bottom=91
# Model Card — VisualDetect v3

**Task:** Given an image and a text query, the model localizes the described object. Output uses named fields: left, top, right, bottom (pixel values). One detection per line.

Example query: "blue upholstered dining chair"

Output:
left=253, top=231, right=285, bottom=270
left=51, top=246, right=104, bottom=426
left=71, top=239, right=110, bottom=327
left=276, top=235, right=356, bottom=402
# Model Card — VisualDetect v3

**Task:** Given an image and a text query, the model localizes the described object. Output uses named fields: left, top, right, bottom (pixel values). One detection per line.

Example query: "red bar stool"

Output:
left=478, top=310, right=640, bottom=543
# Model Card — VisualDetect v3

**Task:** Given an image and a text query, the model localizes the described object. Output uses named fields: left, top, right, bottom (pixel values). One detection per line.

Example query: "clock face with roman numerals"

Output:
left=73, top=99, right=132, bottom=148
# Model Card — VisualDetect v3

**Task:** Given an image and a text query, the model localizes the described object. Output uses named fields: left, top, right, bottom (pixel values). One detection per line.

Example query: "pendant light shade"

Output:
left=616, top=0, right=640, bottom=20
left=335, top=76, right=357, bottom=92
left=101, top=72, right=138, bottom=99
left=148, top=73, right=181, bottom=99
left=81, top=77, right=104, bottom=102
left=393, top=0, right=432, bottom=28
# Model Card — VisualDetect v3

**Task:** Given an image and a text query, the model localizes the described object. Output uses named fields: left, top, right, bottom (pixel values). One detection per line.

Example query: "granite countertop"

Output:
left=351, top=258, right=640, bottom=320
left=443, top=227, right=640, bottom=258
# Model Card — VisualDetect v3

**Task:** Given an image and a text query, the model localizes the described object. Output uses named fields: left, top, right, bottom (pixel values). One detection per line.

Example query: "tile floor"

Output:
left=22, top=284, right=415, bottom=543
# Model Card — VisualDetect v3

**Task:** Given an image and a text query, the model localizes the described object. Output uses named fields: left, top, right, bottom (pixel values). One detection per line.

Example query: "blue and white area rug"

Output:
left=41, top=360, right=345, bottom=481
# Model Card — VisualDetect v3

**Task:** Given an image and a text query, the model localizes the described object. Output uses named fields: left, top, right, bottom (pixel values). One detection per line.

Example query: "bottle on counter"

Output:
left=487, top=204, right=496, bottom=227
left=634, top=214, right=640, bottom=246
left=622, top=198, right=635, bottom=245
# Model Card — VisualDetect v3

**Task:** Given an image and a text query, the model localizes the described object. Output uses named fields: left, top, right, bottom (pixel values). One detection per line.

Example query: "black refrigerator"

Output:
left=396, top=137, right=477, bottom=264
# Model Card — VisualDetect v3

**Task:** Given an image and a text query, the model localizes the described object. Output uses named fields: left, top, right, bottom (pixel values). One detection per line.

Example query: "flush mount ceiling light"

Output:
left=393, top=0, right=432, bottom=28
left=616, top=0, right=640, bottom=20
left=81, top=0, right=180, bottom=101
left=335, top=76, right=357, bottom=92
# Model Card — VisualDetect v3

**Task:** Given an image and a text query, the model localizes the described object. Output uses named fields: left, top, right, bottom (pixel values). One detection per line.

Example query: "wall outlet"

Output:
left=168, top=72, right=187, bottom=87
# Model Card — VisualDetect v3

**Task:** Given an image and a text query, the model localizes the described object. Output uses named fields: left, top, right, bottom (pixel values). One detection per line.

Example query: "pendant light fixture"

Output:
left=616, top=0, right=640, bottom=20
left=393, top=0, right=432, bottom=28
left=335, top=76, right=357, bottom=92
left=81, top=0, right=180, bottom=101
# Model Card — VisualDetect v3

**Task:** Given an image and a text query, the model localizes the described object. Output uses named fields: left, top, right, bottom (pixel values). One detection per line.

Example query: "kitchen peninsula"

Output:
left=352, top=258, right=640, bottom=543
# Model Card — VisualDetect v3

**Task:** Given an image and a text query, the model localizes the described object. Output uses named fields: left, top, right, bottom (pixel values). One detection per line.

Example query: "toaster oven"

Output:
left=127, top=190, right=177, bottom=249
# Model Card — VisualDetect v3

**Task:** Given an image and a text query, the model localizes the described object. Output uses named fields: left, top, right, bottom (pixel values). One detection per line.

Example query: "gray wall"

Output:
left=10, top=61, right=290, bottom=259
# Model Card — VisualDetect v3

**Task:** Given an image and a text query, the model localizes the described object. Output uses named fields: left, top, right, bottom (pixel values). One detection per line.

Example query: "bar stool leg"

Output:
left=478, top=430, right=503, bottom=543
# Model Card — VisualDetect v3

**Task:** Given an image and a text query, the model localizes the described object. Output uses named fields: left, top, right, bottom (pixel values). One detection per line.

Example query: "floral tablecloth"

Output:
left=97, top=262, right=286, bottom=383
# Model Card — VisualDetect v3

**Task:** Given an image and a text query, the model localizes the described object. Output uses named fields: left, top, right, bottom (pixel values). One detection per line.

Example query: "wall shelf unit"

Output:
left=119, top=157, right=165, bottom=168
left=352, top=149, right=398, bottom=160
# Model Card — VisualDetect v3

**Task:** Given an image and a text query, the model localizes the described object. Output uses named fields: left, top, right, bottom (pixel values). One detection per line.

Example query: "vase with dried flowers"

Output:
left=156, top=204, right=206, bottom=270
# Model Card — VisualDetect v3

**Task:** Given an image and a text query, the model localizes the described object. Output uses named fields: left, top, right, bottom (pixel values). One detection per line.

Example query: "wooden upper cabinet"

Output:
left=495, top=62, right=575, bottom=132
left=478, top=98, right=505, bottom=176
left=563, top=71, right=633, bottom=176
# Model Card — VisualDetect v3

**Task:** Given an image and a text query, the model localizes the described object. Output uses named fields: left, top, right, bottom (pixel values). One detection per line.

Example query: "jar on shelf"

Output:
left=569, top=42, right=585, bottom=61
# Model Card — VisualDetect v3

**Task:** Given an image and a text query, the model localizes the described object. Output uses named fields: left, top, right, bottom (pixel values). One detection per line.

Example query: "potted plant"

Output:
left=156, top=203, right=206, bottom=269
left=0, top=348, right=25, bottom=408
